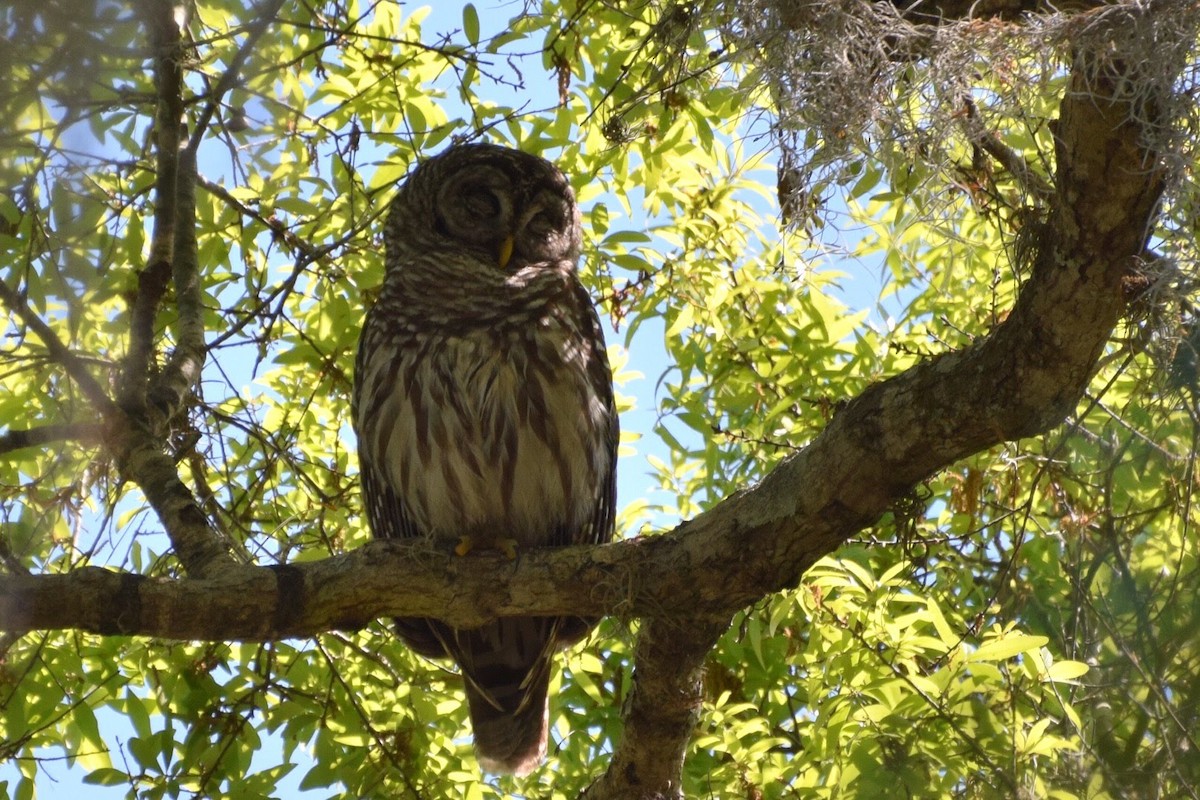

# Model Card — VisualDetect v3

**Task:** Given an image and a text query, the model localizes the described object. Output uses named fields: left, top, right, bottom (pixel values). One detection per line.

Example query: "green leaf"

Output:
left=969, top=635, right=1049, bottom=663
left=82, top=768, right=129, bottom=786
left=1043, top=660, right=1090, bottom=683
left=463, top=3, right=480, bottom=45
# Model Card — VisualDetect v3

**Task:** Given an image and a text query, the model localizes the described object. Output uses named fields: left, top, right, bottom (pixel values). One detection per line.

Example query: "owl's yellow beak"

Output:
left=497, top=235, right=515, bottom=270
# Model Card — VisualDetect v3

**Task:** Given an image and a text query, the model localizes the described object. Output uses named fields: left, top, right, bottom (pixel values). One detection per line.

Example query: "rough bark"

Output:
left=882, top=0, right=1112, bottom=23
left=121, top=0, right=186, bottom=415
left=581, top=616, right=730, bottom=800
left=0, top=423, right=105, bottom=456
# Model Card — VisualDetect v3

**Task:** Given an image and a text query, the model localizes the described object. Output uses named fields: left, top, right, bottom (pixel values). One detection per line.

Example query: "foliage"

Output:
left=1, top=1, right=1198, bottom=798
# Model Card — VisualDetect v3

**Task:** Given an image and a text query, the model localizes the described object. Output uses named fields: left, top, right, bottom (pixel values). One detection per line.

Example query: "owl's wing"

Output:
left=358, top=455, right=451, bottom=657
left=353, top=311, right=423, bottom=542
left=551, top=284, right=619, bottom=648
left=359, top=456, right=422, bottom=542
left=553, top=280, right=619, bottom=551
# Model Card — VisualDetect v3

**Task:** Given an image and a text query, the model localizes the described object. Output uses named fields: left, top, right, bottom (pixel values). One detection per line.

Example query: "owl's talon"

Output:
left=499, top=539, right=519, bottom=560
left=455, top=536, right=474, bottom=556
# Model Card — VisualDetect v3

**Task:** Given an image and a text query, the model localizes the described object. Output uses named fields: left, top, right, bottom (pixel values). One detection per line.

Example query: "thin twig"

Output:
left=0, top=279, right=117, bottom=417
left=961, top=95, right=1056, bottom=203
left=187, top=0, right=292, bottom=156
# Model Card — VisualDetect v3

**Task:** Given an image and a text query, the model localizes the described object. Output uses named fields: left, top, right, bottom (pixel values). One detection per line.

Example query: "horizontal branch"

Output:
left=0, top=533, right=725, bottom=639
left=0, top=423, right=104, bottom=456
left=884, top=0, right=1110, bottom=23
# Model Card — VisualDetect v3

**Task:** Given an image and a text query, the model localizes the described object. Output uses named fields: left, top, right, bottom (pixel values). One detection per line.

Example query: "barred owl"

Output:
left=352, top=143, right=618, bottom=775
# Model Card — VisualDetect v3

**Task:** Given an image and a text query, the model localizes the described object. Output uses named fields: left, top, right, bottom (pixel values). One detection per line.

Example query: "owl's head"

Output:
left=386, top=143, right=582, bottom=276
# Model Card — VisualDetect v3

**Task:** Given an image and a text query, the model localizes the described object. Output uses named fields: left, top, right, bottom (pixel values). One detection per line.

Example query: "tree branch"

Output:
left=150, top=0, right=289, bottom=417
left=0, top=423, right=104, bottom=456
left=0, top=539, right=689, bottom=638
left=961, top=95, right=1056, bottom=203
left=883, top=0, right=1111, bottom=24
left=147, top=126, right=204, bottom=417
left=778, top=0, right=1112, bottom=35
left=121, top=0, right=187, bottom=414
left=107, top=420, right=239, bottom=578
left=583, top=616, right=730, bottom=800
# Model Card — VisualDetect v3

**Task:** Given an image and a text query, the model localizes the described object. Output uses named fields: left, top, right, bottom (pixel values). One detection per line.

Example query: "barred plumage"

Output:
left=352, top=143, right=618, bottom=775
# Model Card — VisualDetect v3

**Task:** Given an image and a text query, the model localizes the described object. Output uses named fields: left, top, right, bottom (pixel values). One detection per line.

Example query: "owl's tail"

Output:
left=454, top=619, right=557, bottom=776
left=466, top=671, right=550, bottom=776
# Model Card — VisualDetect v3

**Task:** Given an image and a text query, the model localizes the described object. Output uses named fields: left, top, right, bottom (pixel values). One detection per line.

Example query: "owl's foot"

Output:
left=453, top=536, right=519, bottom=559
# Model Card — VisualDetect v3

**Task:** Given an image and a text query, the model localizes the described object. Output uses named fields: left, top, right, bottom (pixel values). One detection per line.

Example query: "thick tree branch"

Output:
left=583, top=616, right=730, bottom=800
left=0, top=539, right=677, bottom=638
left=0, top=423, right=104, bottom=456
left=121, top=0, right=187, bottom=414
left=883, top=0, right=1111, bottom=24
left=780, top=0, right=1114, bottom=39
left=108, top=420, right=239, bottom=579
left=150, top=0, right=289, bottom=418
